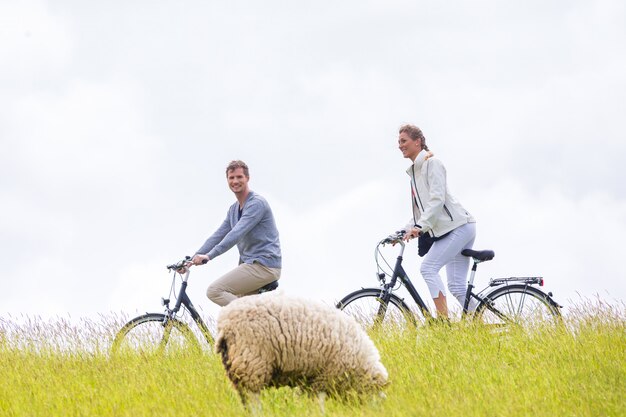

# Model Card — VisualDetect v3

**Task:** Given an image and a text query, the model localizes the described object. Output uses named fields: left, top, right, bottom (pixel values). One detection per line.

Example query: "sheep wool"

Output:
left=215, top=292, right=388, bottom=401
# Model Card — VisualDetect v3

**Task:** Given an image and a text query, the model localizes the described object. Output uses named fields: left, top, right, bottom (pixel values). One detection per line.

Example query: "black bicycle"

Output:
left=337, top=231, right=562, bottom=328
left=111, top=257, right=278, bottom=354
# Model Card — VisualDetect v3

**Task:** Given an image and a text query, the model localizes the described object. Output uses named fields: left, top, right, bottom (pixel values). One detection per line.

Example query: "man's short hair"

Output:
left=226, top=160, right=249, bottom=178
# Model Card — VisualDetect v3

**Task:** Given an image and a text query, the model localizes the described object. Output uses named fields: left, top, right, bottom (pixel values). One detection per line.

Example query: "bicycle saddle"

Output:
left=461, top=249, right=495, bottom=261
left=258, top=280, right=279, bottom=293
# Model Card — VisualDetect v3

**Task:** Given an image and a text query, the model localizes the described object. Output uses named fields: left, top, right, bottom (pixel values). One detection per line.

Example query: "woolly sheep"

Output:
left=215, top=292, right=388, bottom=404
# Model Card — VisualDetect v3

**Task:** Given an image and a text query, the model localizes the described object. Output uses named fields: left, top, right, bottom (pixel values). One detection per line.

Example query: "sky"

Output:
left=1, top=0, right=625, bottom=324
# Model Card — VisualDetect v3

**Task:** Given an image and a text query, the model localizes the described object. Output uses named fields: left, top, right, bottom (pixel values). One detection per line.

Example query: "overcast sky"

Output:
left=1, top=0, right=625, bottom=324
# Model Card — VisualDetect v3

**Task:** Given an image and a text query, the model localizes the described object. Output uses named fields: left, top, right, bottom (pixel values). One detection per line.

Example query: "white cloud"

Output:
left=0, top=0, right=624, bottom=322
left=0, top=1, right=72, bottom=83
left=9, top=80, right=155, bottom=187
left=466, top=177, right=626, bottom=311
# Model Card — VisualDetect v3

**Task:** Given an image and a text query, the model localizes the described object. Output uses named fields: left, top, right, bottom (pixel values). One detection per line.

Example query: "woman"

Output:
left=397, top=124, right=476, bottom=318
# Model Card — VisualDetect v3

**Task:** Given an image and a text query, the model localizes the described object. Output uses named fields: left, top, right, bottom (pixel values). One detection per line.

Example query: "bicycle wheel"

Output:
left=337, top=288, right=421, bottom=330
left=474, top=285, right=561, bottom=327
left=111, top=313, right=201, bottom=355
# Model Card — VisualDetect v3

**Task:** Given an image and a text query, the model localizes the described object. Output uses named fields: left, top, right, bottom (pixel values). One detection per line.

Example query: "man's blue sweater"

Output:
left=196, top=191, right=282, bottom=268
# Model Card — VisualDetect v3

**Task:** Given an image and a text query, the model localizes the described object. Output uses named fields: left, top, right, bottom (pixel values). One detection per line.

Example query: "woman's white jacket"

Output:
left=404, top=150, right=475, bottom=238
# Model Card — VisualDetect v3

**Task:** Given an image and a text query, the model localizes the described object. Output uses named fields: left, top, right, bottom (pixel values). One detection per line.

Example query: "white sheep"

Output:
left=215, top=292, right=388, bottom=406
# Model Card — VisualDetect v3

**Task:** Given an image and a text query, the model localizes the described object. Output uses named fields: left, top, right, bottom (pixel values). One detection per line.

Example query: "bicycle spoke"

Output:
left=475, top=286, right=560, bottom=328
left=338, top=289, right=421, bottom=330
left=516, top=289, right=528, bottom=318
left=504, top=291, right=516, bottom=318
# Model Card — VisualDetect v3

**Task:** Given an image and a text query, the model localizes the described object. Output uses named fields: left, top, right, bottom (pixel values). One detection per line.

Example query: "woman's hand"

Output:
left=403, top=227, right=421, bottom=241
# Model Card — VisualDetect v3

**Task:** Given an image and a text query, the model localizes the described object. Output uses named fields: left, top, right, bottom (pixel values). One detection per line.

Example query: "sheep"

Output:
left=215, top=292, right=388, bottom=407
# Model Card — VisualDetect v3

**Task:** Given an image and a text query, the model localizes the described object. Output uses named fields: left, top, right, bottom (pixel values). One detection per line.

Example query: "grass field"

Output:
left=1, top=299, right=624, bottom=417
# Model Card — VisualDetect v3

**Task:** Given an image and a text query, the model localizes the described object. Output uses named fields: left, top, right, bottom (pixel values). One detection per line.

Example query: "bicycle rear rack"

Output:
left=489, top=276, right=544, bottom=287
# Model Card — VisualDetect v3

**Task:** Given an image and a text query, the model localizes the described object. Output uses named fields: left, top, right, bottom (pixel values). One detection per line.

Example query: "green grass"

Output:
left=1, top=301, right=624, bottom=417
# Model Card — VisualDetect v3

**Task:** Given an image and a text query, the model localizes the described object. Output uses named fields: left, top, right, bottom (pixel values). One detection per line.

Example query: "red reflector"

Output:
left=539, top=278, right=544, bottom=286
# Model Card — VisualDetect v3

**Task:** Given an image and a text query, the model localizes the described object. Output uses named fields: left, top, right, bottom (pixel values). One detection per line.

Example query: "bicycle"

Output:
left=336, top=231, right=562, bottom=328
left=111, top=257, right=279, bottom=354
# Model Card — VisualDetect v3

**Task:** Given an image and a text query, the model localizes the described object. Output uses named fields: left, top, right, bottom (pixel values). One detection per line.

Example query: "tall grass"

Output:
left=1, top=300, right=624, bottom=417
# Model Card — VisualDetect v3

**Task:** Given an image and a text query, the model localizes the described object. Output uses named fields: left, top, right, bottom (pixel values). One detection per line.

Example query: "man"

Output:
left=189, top=160, right=282, bottom=306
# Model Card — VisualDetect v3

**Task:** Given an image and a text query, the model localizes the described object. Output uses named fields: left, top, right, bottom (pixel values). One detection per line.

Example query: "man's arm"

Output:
left=205, top=199, right=265, bottom=260
left=194, top=215, right=232, bottom=260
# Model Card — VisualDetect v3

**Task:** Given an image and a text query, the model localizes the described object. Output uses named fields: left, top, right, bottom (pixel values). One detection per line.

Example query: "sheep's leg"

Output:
left=317, top=391, right=327, bottom=415
left=238, top=390, right=262, bottom=415
left=245, top=392, right=262, bottom=415
left=230, top=357, right=272, bottom=408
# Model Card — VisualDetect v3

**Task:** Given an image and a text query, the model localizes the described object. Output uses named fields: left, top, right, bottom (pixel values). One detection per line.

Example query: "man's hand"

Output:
left=403, top=227, right=421, bottom=242
left=191, top=254, right=210, bottom=265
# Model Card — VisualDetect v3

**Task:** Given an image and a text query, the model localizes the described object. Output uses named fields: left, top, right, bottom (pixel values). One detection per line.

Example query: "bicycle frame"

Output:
left=378, top=237, right=554, bottom=323
left=462, top=255, right=488, bottom=314
left=461, top=263, right=509, bottom=321
left=163, top=269, right=213, bottom=345
left=382, top=241, right=434, bottom=320
left=157, top=258, right=278, bottom=346
left=113, top=257, right=283, bottom=354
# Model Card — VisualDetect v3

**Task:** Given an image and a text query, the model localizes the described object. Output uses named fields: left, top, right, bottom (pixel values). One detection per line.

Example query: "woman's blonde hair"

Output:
left=399, top=124, right=429, bottom=151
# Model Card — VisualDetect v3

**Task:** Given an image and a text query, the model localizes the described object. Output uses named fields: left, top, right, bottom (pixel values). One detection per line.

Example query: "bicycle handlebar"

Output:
left=381, top=230, right=406, bottom=245
left=167, top=257, right=190, bottom=271
left=166, top=255, right=208, bottom=271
